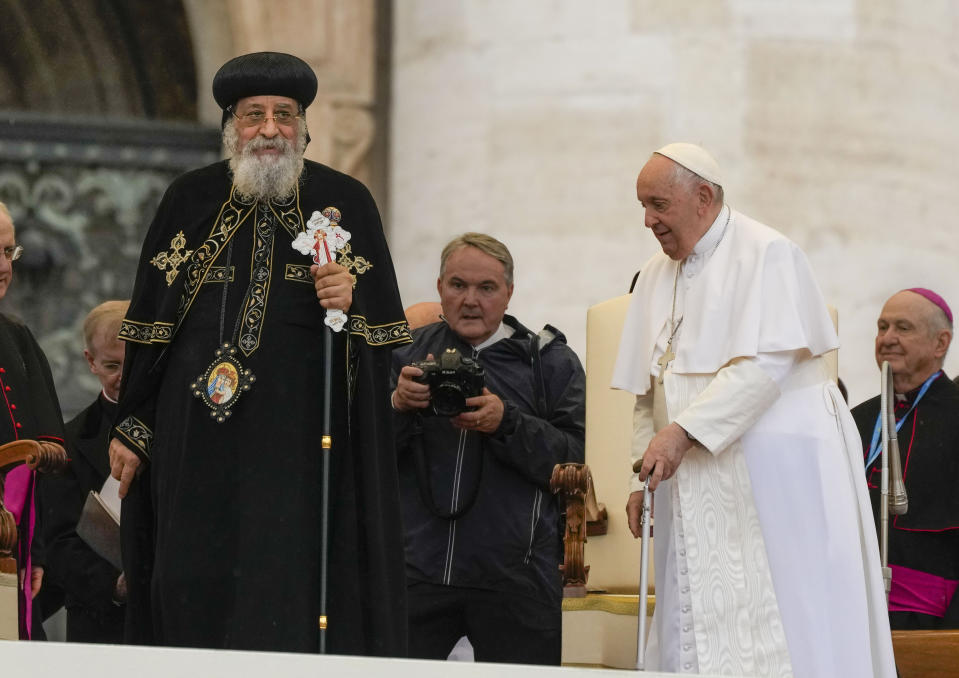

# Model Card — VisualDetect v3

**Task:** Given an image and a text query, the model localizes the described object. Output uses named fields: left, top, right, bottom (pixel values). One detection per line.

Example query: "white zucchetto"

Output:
left=654, top=142, right=723, bottom=187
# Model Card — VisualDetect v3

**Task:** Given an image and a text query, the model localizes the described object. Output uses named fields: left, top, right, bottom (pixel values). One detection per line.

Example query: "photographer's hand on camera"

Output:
left=452, top=387, right=504, bottom=434
left=392, top=362, right=432, bottom=412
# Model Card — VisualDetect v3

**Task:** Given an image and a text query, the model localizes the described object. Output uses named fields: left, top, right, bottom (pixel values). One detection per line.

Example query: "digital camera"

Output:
left=411, top=347, right=485, bottom=417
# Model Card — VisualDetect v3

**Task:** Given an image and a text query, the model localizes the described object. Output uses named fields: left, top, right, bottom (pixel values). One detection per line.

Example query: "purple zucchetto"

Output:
left=904, top=288, right=953, bottom=326
left=212, top=52, right=318, bottom=127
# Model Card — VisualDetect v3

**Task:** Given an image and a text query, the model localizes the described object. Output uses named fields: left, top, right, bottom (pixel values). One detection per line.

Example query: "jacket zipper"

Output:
left=524, top=489, right=543, bottom=564
left=443, top=427, right=468, bottom=584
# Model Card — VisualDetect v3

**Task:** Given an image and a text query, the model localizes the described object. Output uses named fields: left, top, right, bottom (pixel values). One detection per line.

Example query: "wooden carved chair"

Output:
left=0, top=439, right=67, bottom=639
left=550, top=462, right=608, bottom=597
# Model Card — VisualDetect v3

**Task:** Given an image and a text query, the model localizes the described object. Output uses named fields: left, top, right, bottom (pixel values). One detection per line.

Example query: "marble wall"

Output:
left=389, top=0, right=959, bottom=407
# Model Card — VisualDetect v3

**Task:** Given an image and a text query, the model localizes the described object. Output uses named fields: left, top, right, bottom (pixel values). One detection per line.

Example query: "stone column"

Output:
left=184, top=0, right=391, bottom=209
left=222, top=0, right=385, bottom=203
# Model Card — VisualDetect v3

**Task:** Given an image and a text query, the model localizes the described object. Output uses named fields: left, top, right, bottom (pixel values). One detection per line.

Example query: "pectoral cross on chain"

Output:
left=658, top=264, right=683, bottom=385
left=657, top=341, right=675, bottom=385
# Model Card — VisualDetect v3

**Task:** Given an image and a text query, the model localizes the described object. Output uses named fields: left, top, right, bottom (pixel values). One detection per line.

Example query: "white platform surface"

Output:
left=1, top=640, right=743, bottom=677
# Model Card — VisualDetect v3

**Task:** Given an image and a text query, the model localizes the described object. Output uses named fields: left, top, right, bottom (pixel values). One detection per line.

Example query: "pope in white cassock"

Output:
left=612, top=143, right=896, bottom=677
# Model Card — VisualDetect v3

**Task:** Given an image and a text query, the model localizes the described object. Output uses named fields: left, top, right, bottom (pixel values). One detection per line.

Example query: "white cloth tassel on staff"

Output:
left=636, top=476, right=653, bottom=670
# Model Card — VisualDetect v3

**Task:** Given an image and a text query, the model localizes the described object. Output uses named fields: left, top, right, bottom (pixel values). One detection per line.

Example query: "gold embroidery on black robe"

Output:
left=337, top=243, right=373, bottom=288
left=150, top=231, right=194, bottom=285
left=122, top=185, right=411, bottom=351
left=284, top=264, right=313, bottom=284
left=236, top=204, right=282, bottom=357
left=119, top=319, right=174, bottom=344
left=116, top=415, right=154, bottom=458
left=347, top=316, right=412, bottom=346
left=204, top=266, right=235, bottom=283
left=173, top=191, right=256, bottom=333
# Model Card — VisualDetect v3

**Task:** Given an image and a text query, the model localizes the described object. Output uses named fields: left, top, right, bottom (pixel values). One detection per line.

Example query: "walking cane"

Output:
left=879, top=361, right=908, bottom=603
left=635, top=476, right=653, bottom=670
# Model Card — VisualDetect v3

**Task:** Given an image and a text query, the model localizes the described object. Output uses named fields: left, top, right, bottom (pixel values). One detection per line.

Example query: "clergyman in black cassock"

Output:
left=41, top=301, right=128, bottom=643
left=852, top=287, right=959, bottom=629
left=110, top=53, right=411, bottom=654
left=1, top=201, right=67, bottom=639
left=853, top=372, right=959, bottom=629
left=0, top=313, right=66, bottom=639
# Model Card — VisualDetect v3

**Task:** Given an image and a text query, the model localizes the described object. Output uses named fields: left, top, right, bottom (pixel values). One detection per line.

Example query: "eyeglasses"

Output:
left=231, top=108, right=301, bottom=129
left=1, top=245, right=23, bottom=262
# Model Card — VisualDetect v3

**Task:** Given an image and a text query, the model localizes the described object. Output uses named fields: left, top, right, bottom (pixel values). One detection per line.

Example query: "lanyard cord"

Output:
left=865, top=370, right=941, bottom=468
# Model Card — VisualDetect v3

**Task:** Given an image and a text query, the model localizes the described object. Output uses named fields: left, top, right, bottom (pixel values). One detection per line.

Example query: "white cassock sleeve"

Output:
left=629, top=387, right=655, bottom=494
left=672, top=349, right=804, bottom=455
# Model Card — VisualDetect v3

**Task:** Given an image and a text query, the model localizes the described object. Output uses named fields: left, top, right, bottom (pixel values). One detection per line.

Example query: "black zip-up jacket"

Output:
left=391, top=315, right=585, bottom=606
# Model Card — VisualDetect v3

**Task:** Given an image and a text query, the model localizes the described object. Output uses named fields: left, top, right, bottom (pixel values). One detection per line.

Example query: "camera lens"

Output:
left=431, top=383, right=468, bottom=417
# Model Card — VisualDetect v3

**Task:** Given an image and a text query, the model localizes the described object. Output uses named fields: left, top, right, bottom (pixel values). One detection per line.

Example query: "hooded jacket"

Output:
left=391, top=314, right=585, bottom=605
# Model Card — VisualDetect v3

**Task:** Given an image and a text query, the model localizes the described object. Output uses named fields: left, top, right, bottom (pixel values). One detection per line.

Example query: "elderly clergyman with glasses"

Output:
left=0, top=201, right=67, bottom=639
left=108, top=53, right=410, bottom=654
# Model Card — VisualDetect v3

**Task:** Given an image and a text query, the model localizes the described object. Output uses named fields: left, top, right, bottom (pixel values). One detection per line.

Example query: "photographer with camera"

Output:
left=390, top=233, right=585, bottom=665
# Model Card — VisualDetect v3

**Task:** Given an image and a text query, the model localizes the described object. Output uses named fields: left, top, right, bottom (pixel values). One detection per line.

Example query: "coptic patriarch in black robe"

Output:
left=110, top=52, right=411, bottom=654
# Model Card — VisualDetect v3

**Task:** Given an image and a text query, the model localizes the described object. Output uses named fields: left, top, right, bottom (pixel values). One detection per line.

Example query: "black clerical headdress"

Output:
left=212, top=52, right=318, bottom=127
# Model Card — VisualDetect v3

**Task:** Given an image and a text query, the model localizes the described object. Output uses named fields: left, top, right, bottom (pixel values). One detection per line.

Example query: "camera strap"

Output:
left=410, top=324, right=559, bottom=521
left=411, top=416, right=485, bottom=520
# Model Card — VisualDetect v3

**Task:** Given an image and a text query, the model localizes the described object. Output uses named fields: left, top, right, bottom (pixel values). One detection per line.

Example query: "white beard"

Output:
left=224, top=120, right=307, bottom=202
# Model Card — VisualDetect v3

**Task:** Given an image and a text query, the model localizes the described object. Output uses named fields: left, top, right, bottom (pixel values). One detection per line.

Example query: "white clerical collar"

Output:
left=682, top=204, right=731, bottom=279
left=691, top=204, right=730, bottom=257
left=101, top=389, right=118, bottom=404
left=472, top=322, right=514, bottom=352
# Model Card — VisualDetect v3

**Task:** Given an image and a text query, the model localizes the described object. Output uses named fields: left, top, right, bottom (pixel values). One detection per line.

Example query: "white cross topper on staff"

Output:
left=292, top=206, right=352, bottom=332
